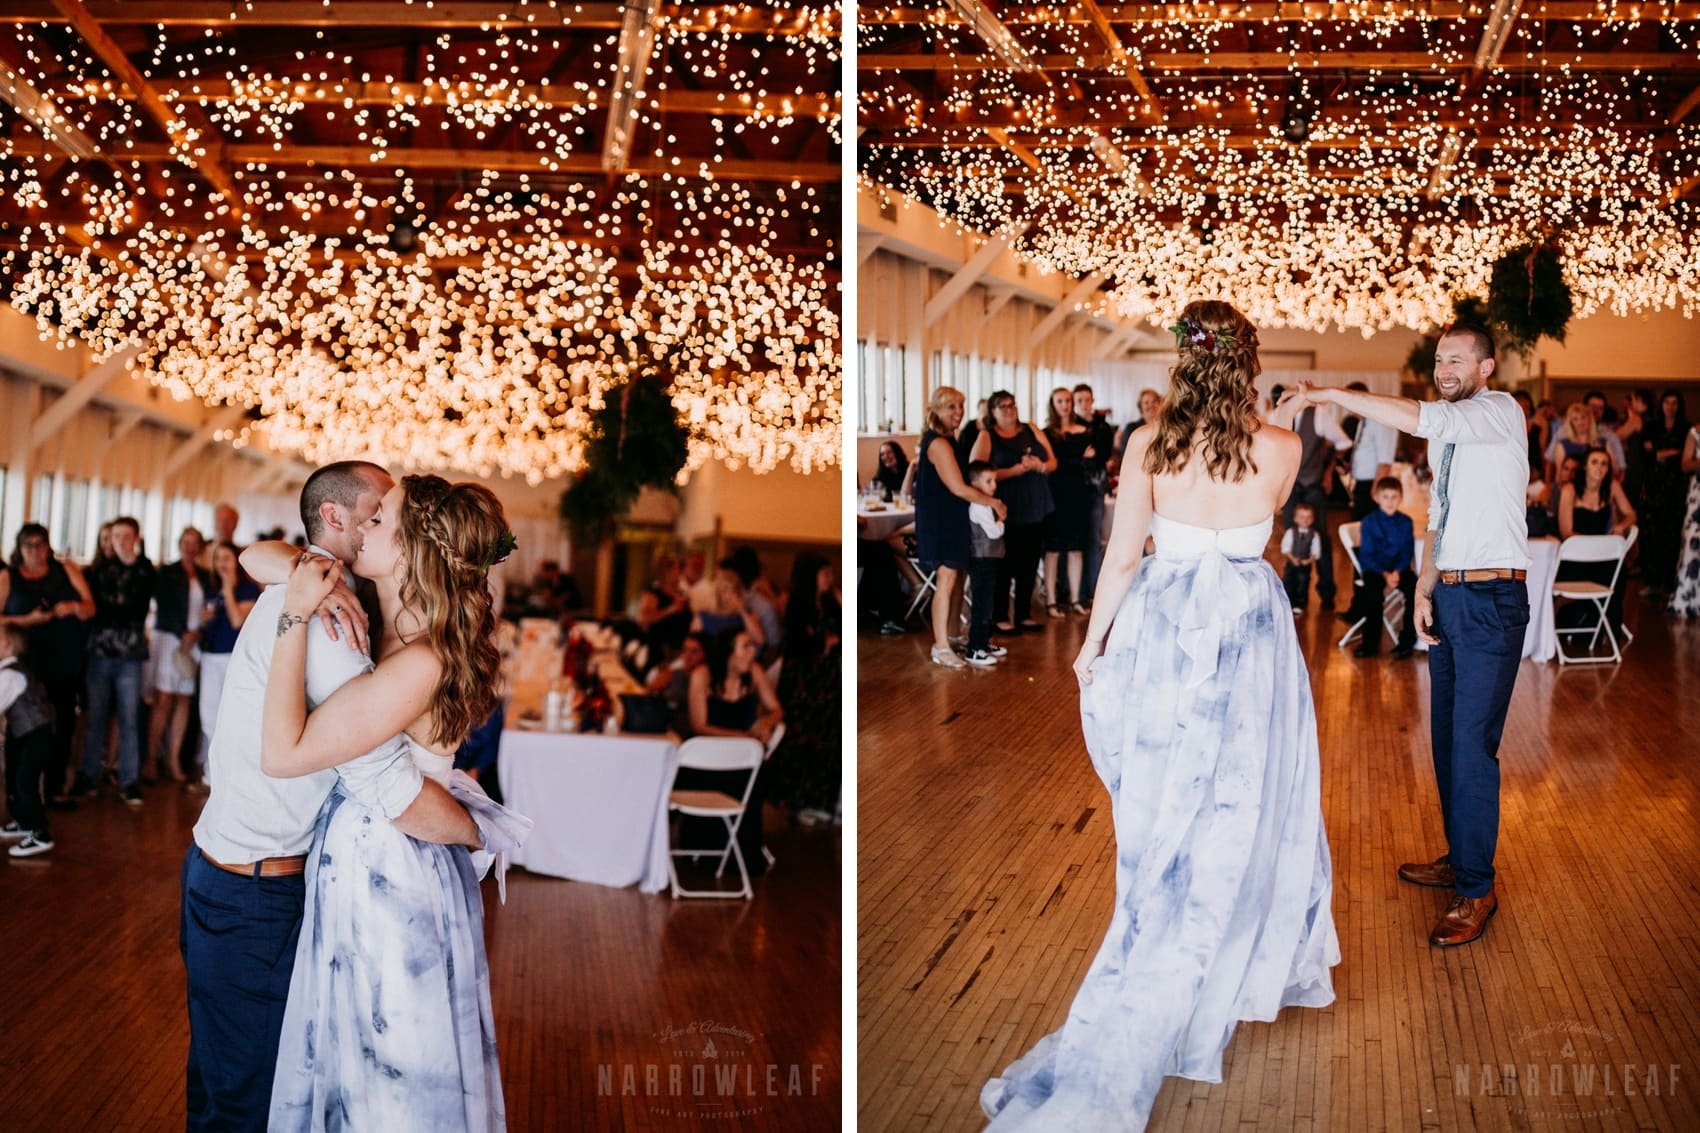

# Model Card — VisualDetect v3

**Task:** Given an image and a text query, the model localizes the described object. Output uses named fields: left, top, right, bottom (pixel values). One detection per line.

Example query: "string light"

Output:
left=0, top=3, right=841, bottom=478
left=859, top=4, right=1700, bottom=336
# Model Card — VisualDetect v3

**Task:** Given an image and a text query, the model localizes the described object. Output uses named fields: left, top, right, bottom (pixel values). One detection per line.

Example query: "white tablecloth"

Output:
left=857, top=503, right=915, bottom=542
left=499, top=730, right=677, bottom=892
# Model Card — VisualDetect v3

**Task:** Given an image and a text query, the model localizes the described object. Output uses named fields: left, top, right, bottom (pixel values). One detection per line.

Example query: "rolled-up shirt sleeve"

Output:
left=303, top=619, right=423, bottom=820
left=1417, top=395, right=1523, bottom=446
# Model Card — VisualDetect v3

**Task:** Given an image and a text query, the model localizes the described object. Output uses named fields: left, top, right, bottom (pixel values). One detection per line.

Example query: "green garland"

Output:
left=558, top=357, right=691, bottom=540
left=1403, top=244, right=1573, bottom=375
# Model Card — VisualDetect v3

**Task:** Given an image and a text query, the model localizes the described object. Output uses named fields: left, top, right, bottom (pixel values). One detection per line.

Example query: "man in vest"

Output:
left=1283, top=401, right=1354, bottom=613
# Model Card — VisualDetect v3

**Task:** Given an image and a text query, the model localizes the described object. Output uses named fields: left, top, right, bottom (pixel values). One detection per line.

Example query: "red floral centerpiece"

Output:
left=561, top=618, right=614, bottom=732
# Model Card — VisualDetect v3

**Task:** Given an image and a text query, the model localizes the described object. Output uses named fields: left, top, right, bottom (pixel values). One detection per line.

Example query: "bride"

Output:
left=247, top=474, right=530, bottom=1132
left=981, top=301, right=1339, bottom=1130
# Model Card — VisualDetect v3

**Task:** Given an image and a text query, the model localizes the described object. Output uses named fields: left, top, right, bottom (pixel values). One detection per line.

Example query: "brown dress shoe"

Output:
left=1397, top=855, right=1455, bottom=888
left=1429, top=889, right=1497, bottom=947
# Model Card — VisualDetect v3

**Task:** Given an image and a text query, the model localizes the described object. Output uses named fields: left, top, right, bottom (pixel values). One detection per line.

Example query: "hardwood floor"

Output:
left=858, top=573, right=1700, bottom=1132
left=0, top=787, right=840, bottom=1131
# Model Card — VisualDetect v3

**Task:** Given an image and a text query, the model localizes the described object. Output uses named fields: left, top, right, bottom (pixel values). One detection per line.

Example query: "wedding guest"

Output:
left=194, top=542, right=260, bottom=789
left=1546, top=402, right=1624, bottom=486
left=963, top=462, right=1006, bottom=667
left=1111, top=387, right=1164, bottom=469
left=971, top=389, right=1056, bottom=633
left=692, top=562, right=765, bottom=647
left=774, top=552, right=842, bottom=826
left=1072, top=384, right=1114, bottom=606
left=1347, top=477, right=1419, bottom=658
left=855, top=518, right=909, bottom=636
left=1350, top=381, right=1401, bottom=519
left=914, top=385, right=1005, bottom=669
left=728, top=547, right=783, bottom=661
left=645, top=631, right=708, bottom=734
left=0, top=624, right=57, bottom=857
left=638, top=554, right=692, bottom=653
left=1281, top=503, right=1322, bottom=614
left=1511, top=391, right=1542, bottom=473
left=147, top=527, right=211, bottom=784
left=528, top=560, right=582, bottom=616
left=1664, top=422, right=1700, bottom=617
left=197, top=502, right=240, bottom=571
left=76, top=516, right=154, bottom=806
left=1642, top=390, right=1691, bottom=595
left=1042, top=386, right=1093, bottom=616
left=681, top=627, right=784, bottom=877
left=1556, top=447, right=1637, bottom=636
left=0, top=524, right=94, bottom=809
left=681, top=550, right=715, bottom=613
left=1281, top=397, right=1354, bottom=613
left=1616, top=389, right=1650, bottom=509
left=874, top=441, right=909, bottom=498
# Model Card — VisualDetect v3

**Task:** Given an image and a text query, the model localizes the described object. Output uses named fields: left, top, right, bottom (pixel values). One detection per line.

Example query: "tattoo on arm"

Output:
left=276, top=612, right=308, bottom=638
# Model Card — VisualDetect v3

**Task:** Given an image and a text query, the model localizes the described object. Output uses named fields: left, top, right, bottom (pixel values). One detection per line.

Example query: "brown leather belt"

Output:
left=201, top=849, right=308, bottom=878
left=1438, top=568, right=1527, bottom=584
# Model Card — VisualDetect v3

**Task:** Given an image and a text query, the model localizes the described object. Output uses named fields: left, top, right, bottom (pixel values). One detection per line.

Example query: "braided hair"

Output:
left=1144, top=300, right=1262, bottom=483
left=395, top=474, right=507, bottom=747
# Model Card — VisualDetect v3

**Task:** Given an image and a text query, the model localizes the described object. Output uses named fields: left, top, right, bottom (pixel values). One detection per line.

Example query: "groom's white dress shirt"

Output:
left=193, top=547, right=423, bottom=865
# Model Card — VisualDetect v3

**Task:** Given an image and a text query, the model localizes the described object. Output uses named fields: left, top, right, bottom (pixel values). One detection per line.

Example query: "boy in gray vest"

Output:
left=964, top=461, right=1008, bottom=668
left=0, top=624, right=58, bottom=857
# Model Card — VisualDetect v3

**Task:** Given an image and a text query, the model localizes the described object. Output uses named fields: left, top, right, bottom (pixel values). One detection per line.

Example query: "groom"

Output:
left=1286, top=322, right=1529, bottom=948
left=180, top=460, right=483, bottom=1131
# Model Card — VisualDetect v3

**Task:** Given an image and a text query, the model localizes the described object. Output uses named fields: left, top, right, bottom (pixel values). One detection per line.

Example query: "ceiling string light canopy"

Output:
left=859, top=2, right=1700, bottom=337
left=0, top=1, right=840, bottom=481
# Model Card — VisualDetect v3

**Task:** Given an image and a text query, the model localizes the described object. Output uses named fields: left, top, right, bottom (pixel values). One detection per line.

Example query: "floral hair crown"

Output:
left=1168, top=315, right=1239, bottom=355
left=477, top=531, right=518, bottom=573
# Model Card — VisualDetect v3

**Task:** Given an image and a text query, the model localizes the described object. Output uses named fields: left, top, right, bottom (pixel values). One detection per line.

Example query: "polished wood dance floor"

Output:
left=0, top=789, right=840, bottom=1131
left=859, top=578, right=1700, bottom=1132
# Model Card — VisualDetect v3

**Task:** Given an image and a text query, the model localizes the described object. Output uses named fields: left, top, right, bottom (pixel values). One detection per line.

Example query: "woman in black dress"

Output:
left=0, top=525, right=94, bottom=807
left=1641, top=390, right=1691, bottom=595
left=914, top=385, right=1006, bottom=668
left=681, top=627, right=784, bottom=878
left=773, top=552, right=841, bottom=825
left=1042, top=386, right=1093, bottom=616
left=1557, top=447, right=1638, bottom=635
left=971, top=390, right=1057, bottom=633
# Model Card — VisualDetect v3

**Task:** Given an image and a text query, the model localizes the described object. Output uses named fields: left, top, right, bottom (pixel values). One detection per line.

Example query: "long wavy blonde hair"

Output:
left=1144, top=300, right=1262, bottom=482
left=395, top=475, right=507, bottom=748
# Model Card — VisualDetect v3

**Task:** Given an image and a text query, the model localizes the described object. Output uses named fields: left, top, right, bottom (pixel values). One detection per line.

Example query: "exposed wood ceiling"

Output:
left=857, top=1, right=1700, bottom=332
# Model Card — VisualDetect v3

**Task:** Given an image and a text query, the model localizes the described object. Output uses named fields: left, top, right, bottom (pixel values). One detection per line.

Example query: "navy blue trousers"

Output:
left=1427, top=579, right=1528, bottom=898
left=180, top=844, right=306, bottom=1132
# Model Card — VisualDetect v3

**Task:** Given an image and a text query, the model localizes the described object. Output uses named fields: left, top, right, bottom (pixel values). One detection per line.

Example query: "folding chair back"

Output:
left=1554, top=527, right=1637, bottom=665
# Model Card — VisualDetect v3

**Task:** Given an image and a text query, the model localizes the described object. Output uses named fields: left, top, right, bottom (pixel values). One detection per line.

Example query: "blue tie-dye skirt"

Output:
left=982, top=547, right=1340, bottom=1131
left=269, top=782, right=506, bottom=1132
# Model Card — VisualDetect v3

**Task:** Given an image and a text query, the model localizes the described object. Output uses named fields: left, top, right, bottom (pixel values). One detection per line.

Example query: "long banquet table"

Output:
left=498, top=728, right=678, bottom=893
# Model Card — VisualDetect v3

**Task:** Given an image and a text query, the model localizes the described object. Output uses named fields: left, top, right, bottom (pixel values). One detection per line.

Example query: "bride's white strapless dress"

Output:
left=982, top=513, right=1340, bottom=1131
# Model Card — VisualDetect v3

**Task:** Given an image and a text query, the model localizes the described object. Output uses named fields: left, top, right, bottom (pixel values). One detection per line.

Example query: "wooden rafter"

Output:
left=0, top=2, right=834, bottom=34
left=0, top=138, right=839, bottom=182
left=1076, top=0, right=1164, bottom=122
left=603, top=0, right=663, bottom=173
left=859, top=51, right=1699, bottom=73
left=55, top=79, right=835, bottom=120
left=857, top=3, right=1700, bottom=25
left=47, top=0, right=248, bottom=222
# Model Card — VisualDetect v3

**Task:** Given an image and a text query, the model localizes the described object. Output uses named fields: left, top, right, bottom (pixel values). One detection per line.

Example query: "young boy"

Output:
left=964, top=461, right=1008, bottom=668
left=1349, top=476, right=1419, bottom=658
left=0, top=624, right=58, bottom=857
left=1281, top=503, right=1322, bottom=614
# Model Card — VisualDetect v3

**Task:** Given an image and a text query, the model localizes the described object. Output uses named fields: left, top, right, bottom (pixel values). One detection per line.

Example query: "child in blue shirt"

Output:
left=1350, top=476, right=1418, bottom=658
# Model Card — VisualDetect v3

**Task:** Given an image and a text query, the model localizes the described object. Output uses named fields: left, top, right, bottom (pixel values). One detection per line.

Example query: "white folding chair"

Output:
left=904, top=553, right=938, bottom=621
left=667, top=736, right=765, bottom=899
left=1336, top=521, right=1404, bottom=649
left=1554, top=527, right=1637, bottom=665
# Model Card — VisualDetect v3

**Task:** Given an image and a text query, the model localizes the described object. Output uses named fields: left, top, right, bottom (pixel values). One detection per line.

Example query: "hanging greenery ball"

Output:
left=559, top=357, right=691, bottom=540
left=1486, top=242, right=1573, bottom=354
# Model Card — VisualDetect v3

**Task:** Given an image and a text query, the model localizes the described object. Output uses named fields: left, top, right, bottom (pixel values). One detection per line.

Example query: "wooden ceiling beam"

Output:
left=0, top=2, right=835, bottom=35
left=864, top=129, right=1681, bottom=152
left=54, top=79, right=835, bottom=120
left=0, top=138, right=839, bottom=181
left=859, top=3, right=1700, bottom=24
left=1076, top=0, right=1164, bottom=123
left=48, top=0, right=248, bottom=222
left=859, top=51, right=1699, bottom=73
